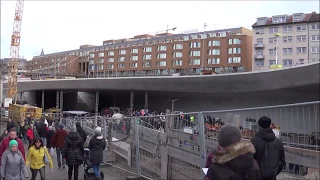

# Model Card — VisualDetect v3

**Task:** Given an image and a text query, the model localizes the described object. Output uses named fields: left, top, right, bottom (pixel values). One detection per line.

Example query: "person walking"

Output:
left=46, top=126, right=55, bottom=149
left=51, top=124, right=68, bottom=169
left=76, top=122, right=87, bottom=143
left=251, top=116, right=285, bottom=180
left=63, top=125, right=84, bottom=180
left=89, top=127, right=106, bottom=180
left=38, top=117, right=48, bottom=147
left=206, top=124, right=261, bottom=180
left=6, top=118, right=16, bottom=132
left=26, top=137, right=54, bottom=180
left=0, top=128, right=25, bottom=162
left=27, top=124, right=37, bottom=149
left=0, top=140, right=29, bottom=180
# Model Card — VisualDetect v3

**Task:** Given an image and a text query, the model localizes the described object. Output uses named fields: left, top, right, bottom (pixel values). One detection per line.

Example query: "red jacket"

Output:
left=51, top=129, right=68, bottom=148
left=26, top=129, right=34, bottom=140
left=0, top=136, right=25, bottom=161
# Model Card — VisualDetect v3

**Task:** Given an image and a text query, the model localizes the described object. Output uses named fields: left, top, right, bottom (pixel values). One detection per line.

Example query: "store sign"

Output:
left=180, top=29, right=199, bottom=34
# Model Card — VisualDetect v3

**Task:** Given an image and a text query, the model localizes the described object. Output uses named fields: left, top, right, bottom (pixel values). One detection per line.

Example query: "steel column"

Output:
left=130, top=91, right=134, bottom=113
left=95, top=91, right=99, bottom=127
left=41, top=90, right=45, bottom=112
left=198, top=112, right=206, bottom=179
left=144, top=92, right=148, bottom=110
left=59, top=90, right=63, bottom=123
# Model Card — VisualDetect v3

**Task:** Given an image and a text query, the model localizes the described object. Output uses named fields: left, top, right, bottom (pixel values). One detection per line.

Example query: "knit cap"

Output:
left=218, top=123, right=242, bottom=148
left=258, top=116, right=272, bottom=129
left=59, top=124, right=65, bottom=129
left=95, top=127, right=102, bottom=136
left=9, top=140, right=18, bottom=148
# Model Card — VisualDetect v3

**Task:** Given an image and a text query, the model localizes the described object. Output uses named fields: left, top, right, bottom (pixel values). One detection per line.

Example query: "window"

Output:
left=118, top=63, right=125, bottom=68
left=296, top=25, right=306, bottom=31
left=174, top=52, right=183, bottom=58
left=269, top=49, right=276, bottom=55
left=228, top=48, right=233, bottom=54
left=296, top=35, right=307, bottom=42
left=283, top=36, right=292, bottom=43
left=207, top=58, right=220, bottom=64
left=293, top=14, right=303, bottom=22
left=227, top=57, right=232, bottom=63
left=119, top=50, right=126, bottom=55
left=98, top=52, right=104, bottom=57
left=255, top=60, right=264, bottom=66
left=283, top=26, right=292, bottom=33
left=273, top=16, right=286, bottom=23
left=208, top=40, right=220, bottom=46
left=98, top=65, right=103, bottom=70
left=283, top=59, right=293, bottom=66
left=283, top=48, right=292, bottom=54
left=299, top=59, right=305, bottom=64
left=156, top=61, right=167, bottom=67
left=233, top=48, right=241, bottom=54
left=228, top=39, right=233, bottom=45
left=189, top=59, right=200, bottom=65
left=158, top=45, right=167, bottom=51
left=255, top=28, right=264, bottom=35
left=233, top=57, right=241, bottom=63
left=143, top=62, right=151, bottom=67
left=189, top=51, right=201, bottom=56
left=269, top=60, right=276, bottom=65
left=108, top=51, right=114, bottom=56
left=183, top=36, right=189, bottom=41
left=311, top=23, right=320, bottom=30
left=157, top=53, right=166, bottom=59
left=297, top=47, right=307, bottom=54
left=257, top=38, right=263, bottom=44
left=118, top=57, right=125, bottom=62
left=311, top=46, right=320, bottom=53
left=130, top=63, right=138, bottom=68
left=172, top=60, right=182, bottom=66
left=208, top=49, right=220, bottom=55
left=233, top=39, right=241, bottom=44
left=189, top=42, right=201, bottom=48
left=131, top=49, right=138, bottom=53
left=89, top=54, right=94, bottom=58
left=98, top=59, right=104, bottom=63
left=256, top=50, right=263, bottom=55
left=108, top=64, right=114, bottom=69
left=269, top=27, right=278, bottom=33
left=89, top=60, right=94, bottom=64
left=174, top=44, right=183, bottom=49
left=144, top=47, right=152, bottom=52
left=143, top=55, right=152, bottom=60
left=130, top=56, right=138, bottom=61
left=311, top=35, right=320, bottom=41
left=107, top=58, right=113, bottom=63
left=269, top=37, right=277, bottom=43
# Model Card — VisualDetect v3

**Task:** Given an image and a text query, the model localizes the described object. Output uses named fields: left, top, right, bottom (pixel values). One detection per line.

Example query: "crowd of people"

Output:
left=0, top=115, right=107, bottom=180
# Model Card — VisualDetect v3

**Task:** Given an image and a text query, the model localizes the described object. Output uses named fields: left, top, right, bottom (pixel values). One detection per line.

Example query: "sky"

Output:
left=0, top=1, right=319, bottom=60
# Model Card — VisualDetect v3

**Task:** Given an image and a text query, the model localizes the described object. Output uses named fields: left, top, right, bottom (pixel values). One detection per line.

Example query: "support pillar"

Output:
left=144, top=92, right=148, bottom=110
left=94, top=91, right=99, bottom=127
left=80, top=63, right=84, bottom=73
left=56, top=91, right=59, bottom=119
left=41, top=90, right=45, bottom=112
left=130, top=91, right=134, bottom=113
left=59, top=91, right=63, bottom=123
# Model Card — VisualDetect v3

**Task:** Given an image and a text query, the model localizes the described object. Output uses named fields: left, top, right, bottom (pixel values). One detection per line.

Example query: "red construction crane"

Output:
left=7, top=0, right=24, bottom=100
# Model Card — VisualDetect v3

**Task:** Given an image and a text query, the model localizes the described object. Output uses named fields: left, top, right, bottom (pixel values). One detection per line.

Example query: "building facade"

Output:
left=25, top=27, right=253, bottom=77
left=0, top=58, right=27, bottom=76
left=252, top=12, right=320, bottom=70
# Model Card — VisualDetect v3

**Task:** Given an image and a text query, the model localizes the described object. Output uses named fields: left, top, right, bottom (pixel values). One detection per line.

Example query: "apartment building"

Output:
left=252, top=12, right=320, bottom=70
left=25, top=27, right=252, bottom=77
left=0, top=58, right=27, bottom=76
left=89, top=27, right=252, bottom=77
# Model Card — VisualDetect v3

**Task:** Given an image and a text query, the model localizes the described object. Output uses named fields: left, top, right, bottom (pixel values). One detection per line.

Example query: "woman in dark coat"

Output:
left=63, top=125, right=84, bottom=180
left=46, top=126, right=55, bottom=149
left=88, top=127, right=106, bottom=179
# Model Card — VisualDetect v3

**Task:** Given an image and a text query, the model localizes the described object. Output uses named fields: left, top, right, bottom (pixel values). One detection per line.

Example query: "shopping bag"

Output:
left=50, top=147, right=55, bottom=157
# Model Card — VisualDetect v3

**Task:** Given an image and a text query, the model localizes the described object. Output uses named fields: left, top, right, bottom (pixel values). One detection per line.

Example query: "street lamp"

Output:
left=273, top=33, right=282, bottom=69
left=167, top=99, right=178, bottom=113
left=201, top=23, right=208, bottom=73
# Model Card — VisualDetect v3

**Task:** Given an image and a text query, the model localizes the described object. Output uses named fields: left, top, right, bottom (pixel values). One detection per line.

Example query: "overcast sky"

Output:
left=1, top=1, right=319, bottom=60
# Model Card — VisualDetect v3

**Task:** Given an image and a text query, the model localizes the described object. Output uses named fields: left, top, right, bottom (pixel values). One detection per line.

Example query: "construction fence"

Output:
left=58, top=101, right=319, bottom=180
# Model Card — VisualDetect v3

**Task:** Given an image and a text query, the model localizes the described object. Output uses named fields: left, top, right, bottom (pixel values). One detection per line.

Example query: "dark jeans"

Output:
left=56, top=148, right=65, bottom=168
left=31, top=167, right=45, bottom=180
left=68, top=165, right=79, bottom=180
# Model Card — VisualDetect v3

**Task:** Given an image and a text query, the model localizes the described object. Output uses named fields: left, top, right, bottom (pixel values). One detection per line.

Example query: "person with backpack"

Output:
left=251, top=116, right=285, bottom=180
left=206, top=124, right=261, bottom=180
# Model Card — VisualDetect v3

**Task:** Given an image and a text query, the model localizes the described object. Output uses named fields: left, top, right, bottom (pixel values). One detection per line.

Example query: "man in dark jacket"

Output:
left=251, top=116, right=285, bottom=180
left=38, top=117, right=48, bottom=146
left=75, top=122, right=87, bottom=143
left=51, top=124, right=68, bottom=169
left=206, top=124, right=261, bottom=180
left=6, top=118, right=15, bottom=131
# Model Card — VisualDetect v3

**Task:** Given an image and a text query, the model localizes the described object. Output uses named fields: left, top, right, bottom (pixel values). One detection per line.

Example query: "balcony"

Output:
left=254, top=55, right=264, bottom=59
left=254, top=43, right=265, bottom=49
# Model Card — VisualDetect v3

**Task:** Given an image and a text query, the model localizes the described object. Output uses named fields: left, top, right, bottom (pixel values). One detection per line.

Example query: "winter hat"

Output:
left=9, top=140, right=18, bottom=148
left=59, top=124, right=65, bottom=129
left=258, top=116, right=272, bottom=129
left=218, top=124, right=242, bottom=148
left=70, top=125, right=77, bottom=132
left=95, top=127, right=102, bottom=136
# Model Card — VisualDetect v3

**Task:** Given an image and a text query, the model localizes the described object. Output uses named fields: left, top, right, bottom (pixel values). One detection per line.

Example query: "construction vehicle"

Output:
left=9, top=104, right=42, bottom=122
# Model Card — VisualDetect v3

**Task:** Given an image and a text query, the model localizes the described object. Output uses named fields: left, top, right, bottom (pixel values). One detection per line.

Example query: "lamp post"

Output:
left=167, top=99, right=178, bottom=113
left=201, top=23, right=208, bottom=73
left=274, top=33, right=282, bottom=66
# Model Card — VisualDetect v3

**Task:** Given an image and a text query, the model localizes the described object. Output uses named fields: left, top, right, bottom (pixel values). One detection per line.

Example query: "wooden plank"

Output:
left=168, top=146, right=200, bottom=167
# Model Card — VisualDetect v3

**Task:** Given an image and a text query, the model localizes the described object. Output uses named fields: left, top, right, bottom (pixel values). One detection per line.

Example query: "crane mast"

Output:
left=7, top=0, right=24, bottom=100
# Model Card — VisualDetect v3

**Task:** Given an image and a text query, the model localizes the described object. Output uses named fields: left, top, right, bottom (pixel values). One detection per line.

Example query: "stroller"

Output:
left=83, top=148, right=105, bottom=180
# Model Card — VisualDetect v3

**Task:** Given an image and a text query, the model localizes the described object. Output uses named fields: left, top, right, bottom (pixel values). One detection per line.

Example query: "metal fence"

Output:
left=58, top=101, right=319, bottom=180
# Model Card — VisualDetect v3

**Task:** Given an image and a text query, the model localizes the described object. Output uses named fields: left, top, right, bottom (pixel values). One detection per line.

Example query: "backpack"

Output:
left=259, top=138, right=280, bottom=178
